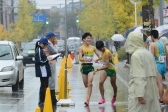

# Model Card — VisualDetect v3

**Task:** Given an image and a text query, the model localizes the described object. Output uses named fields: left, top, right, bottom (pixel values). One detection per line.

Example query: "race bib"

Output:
left=83, top=56, right=93, bottom=63
left=158, top=54, right=166, bottom=63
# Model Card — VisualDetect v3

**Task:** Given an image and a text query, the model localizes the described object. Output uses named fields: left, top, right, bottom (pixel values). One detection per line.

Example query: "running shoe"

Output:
left=84, top=97, right=89, bottom=106
left=98, top=98, right=106, bottom=104
left=111, top=97, right=116, bottom=104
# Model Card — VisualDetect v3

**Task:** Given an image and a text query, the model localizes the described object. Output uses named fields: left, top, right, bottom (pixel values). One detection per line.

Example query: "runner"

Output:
left=78, top=32, right=101, bottom=106
left=150, top=30, right=168, bottom=104
left=93, top=41, right=117, bottom=104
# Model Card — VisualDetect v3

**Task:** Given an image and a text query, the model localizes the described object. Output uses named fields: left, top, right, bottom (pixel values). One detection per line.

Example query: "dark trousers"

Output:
left=39, top=77, right=49, bottom=104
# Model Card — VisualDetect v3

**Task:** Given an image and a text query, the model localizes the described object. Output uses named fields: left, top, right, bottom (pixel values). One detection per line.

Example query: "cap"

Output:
left=39, top=37, right=50, bottom=44
left=45, top=31, right=58, bottom=39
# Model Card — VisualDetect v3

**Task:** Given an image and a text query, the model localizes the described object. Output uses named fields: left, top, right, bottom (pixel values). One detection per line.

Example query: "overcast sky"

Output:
left=35, top=0, right=80, bottom=9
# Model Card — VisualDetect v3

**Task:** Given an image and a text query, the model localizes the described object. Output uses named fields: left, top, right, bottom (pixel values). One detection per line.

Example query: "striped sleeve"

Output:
left=47, top=44, right=57, bottom=55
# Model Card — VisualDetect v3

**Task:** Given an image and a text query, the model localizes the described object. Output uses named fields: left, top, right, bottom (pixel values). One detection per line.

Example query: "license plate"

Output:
left=32, top=57, right=35, bottom=61
left=28, top=50, right=35, bottom=54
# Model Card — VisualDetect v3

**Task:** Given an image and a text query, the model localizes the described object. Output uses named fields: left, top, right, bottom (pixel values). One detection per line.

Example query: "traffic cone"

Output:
left=70, top=53, right=74, bottom=60
left=43, top=88, right=53, bottom=112
left=114, top=52, right=119, bottom=63
left=67, top=54, right=72, bottom=68
left=58, top=72, right=65, bottom=100
left=35, top=107, right=40, bottom=112
left=58, top=67, right=64, bottom=88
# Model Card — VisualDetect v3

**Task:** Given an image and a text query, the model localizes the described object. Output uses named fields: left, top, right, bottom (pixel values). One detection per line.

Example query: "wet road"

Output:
left=0, top=58, right=167, bottom=112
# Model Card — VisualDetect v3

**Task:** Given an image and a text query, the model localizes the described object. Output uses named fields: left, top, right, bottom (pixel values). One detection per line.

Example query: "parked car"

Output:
left=0, top=41, right=24, bottom=92
left=21, top=42, right=36, bottom=66
left=57, top=40, right=71, bottom=58
left=32, top=39, right=40, bottom=42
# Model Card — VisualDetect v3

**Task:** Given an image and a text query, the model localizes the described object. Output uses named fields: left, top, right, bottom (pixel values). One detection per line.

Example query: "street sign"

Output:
left=33, top=13, right=47, bottom=22
left=163, top=9, right=168, bottom=25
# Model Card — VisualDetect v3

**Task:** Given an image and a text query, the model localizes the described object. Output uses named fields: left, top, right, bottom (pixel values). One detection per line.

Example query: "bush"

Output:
left=117, top=46, right=127, bottom=60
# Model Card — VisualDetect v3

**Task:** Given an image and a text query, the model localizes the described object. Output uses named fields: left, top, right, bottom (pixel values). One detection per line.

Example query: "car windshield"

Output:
left=0, top=45, right=13, bottom=60
left=67, top=39, right=80, bottom=46
left=67, top=40, right=74, bottom=46
left=24, top=43, right=35, bottom=50
left=57, top=41, right=64, bottom=47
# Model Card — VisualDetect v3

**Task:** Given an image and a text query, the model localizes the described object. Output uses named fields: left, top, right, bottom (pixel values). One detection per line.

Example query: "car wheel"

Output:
left=12, top=75, right=19, bottom=92
left=19, top=71, right=24, bottom=90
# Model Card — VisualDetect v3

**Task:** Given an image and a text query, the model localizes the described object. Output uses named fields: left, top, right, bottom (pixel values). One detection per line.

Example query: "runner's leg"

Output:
left=82, top=74, right=88, bottom=88
left=87, top=72, right=94, bottom=101
left=110, top=75, right=117, bottom=97
left=157, top=73, right=164, bottom=101
left=99, top=71, right=108, bottom=99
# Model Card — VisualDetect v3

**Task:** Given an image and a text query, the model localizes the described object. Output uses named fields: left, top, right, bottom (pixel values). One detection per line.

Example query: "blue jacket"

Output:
left=35, top=46, right=51, bottom=77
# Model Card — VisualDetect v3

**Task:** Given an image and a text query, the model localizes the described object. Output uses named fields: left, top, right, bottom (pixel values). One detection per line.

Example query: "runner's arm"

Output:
left=93, top=46, right=102, bottom=61
left=96, top=52, right=110, bottom=71
left=78, top=47, right=90, bottom=62
left=164, top=45, right=168, bottom=69
left=150, top=43, right=155, bottom=55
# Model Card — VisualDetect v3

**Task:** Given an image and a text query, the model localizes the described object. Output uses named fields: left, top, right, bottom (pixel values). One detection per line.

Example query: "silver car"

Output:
left=0, top=41, right=24, bottom=92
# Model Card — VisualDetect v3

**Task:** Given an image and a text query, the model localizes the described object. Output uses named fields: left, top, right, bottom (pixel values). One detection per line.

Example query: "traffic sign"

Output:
left=33, top=13, right=47, bottom=22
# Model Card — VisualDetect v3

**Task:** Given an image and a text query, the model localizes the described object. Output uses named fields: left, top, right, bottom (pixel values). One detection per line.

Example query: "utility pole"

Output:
left=64, top=0, right=68, bottom=99
left=12, top=0, right=14, bottom=23
left=0, top=0, right=3, bottom=24
left=160, top=0, right=164, bottom=25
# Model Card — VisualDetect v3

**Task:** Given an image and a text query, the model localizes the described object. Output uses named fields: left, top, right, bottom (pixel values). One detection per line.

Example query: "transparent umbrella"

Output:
left=156, top=25, right=168, bottom=38
left=111, top=34, right=124, bottom=41
left=133, top=26, right=143, bottom=35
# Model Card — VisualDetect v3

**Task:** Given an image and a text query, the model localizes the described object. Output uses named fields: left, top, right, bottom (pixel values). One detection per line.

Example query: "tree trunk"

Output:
left=149, top=0, right=155, bottom=29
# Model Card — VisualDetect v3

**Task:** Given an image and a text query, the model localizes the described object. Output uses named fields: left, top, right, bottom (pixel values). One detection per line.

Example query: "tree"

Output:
left=78, top=0, right=142, bottom=39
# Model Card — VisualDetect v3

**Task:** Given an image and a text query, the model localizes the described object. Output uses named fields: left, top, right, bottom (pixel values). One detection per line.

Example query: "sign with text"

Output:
left=163, top=9, right=168, bottom=25
left=33, top=13, right=47, bottom=22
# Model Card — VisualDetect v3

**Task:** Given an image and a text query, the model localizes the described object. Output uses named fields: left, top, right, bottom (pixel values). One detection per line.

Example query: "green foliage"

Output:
left=78, top=0, right=142, bottom=39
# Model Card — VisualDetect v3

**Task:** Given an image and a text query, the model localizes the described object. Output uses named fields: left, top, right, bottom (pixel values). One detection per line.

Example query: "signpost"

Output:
left=33, top=13, right=47, bottom=22
left=163, top=9, right=168, bottom=25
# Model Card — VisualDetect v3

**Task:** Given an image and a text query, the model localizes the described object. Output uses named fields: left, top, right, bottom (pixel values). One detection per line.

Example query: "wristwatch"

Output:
left=97, top=69, right=99, bottom=71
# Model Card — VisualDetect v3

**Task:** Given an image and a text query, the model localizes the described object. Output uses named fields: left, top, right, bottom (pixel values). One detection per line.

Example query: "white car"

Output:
left=0, top=41, right=24, bottom=92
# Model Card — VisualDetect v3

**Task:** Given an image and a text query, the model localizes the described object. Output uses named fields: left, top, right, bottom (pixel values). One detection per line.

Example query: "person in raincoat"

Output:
left=44, top=32, right=58, bottom=107
left=125, top=32, right=161, bottom=112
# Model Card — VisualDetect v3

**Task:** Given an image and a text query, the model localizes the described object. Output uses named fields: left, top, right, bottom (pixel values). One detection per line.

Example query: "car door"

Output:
left=14, top=46, right=23, bottom=81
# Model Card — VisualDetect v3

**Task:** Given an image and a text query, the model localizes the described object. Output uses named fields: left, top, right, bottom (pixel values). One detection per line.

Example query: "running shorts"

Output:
left=80, top=65, right=94, bottom=75
left=104, top=69, right=116, bottom=77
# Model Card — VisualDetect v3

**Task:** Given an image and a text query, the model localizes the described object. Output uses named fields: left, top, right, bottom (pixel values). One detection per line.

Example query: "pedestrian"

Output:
left=35, top=37, right=51, bottom=107
left=44, top=31, right=58, bottom=107
left=159, top=36, right=168, bottom=50
left=78, top=32, right=101, bottom=106
left=74, top=39, right=79, bottom=64
left=125, top=32, right=161, bottom=112
left=145, top=30, right=153, bottom=51
left=93, top=41, right=117, bottom=104
left=150, top=30, right=168, bottom=104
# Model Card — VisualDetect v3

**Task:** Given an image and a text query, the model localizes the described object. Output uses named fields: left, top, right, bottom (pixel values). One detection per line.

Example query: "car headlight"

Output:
left=1, top=66, right=14, bottom=72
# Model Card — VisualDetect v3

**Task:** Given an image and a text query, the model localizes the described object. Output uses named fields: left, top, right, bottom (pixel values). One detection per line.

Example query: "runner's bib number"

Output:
left=83, top=56, right=93, bottom=63
left=158, top=54, right=166, bottom=63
